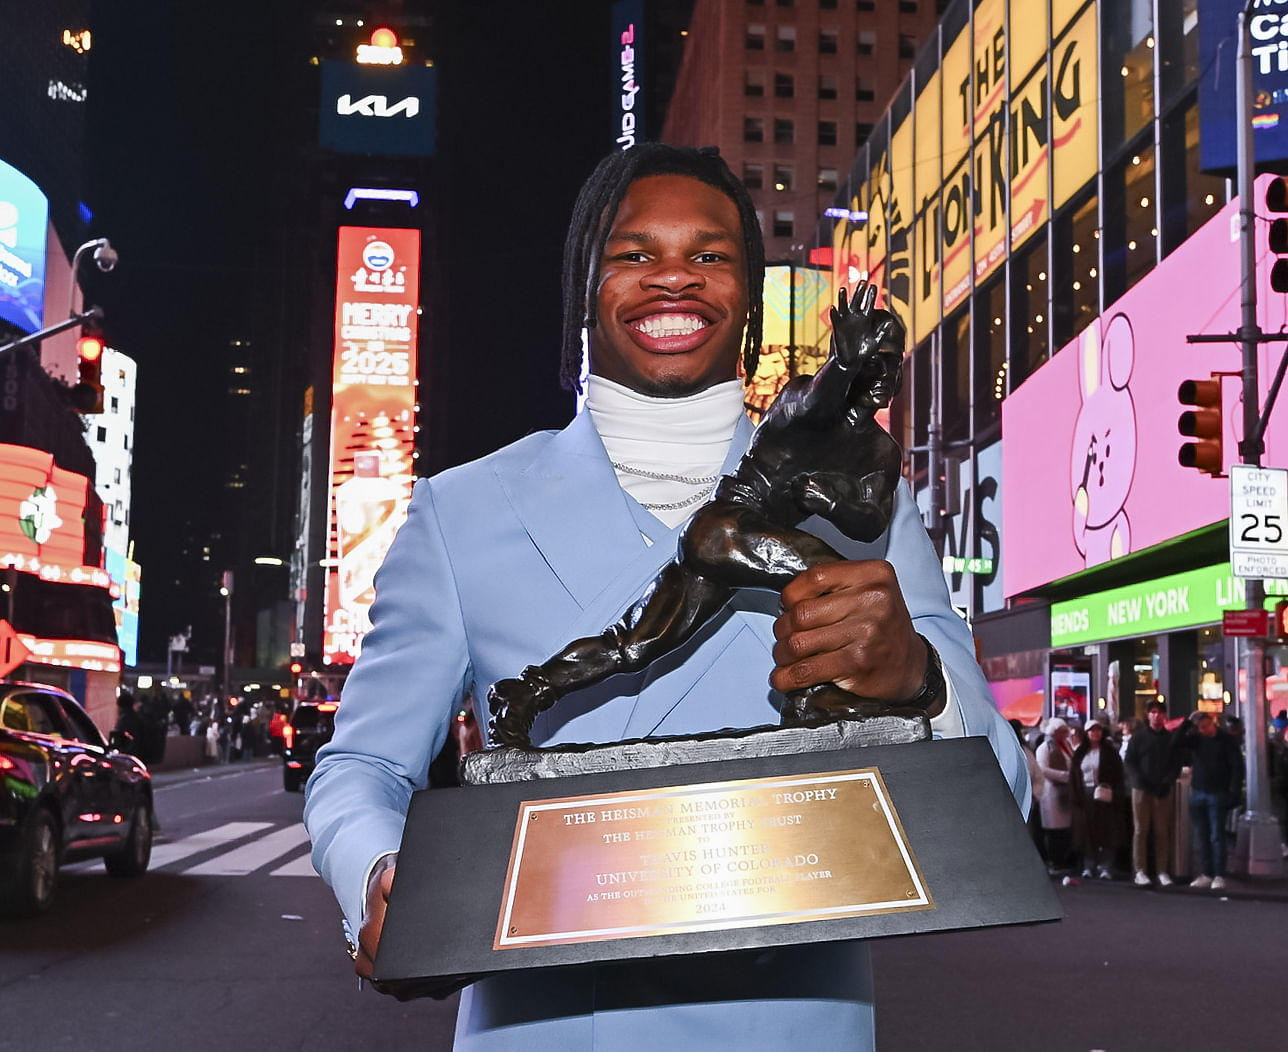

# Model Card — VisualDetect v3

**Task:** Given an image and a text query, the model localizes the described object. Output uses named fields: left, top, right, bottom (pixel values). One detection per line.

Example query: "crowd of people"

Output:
left=1015, top=703, right=1288, bottom=890
left=112, top=688, right=289, bottom=765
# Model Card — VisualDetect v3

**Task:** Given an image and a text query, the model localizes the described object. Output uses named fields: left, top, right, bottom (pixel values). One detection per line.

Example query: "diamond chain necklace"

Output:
left=611, top=461, right=719, bottom=512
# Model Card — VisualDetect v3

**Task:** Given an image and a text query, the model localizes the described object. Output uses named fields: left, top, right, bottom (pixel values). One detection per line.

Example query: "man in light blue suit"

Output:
left=304, top=144, right=1029, bottom=1051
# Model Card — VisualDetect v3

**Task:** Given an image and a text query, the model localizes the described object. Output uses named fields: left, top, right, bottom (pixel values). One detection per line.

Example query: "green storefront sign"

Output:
left=1050, top=564, right=1288, bottom=647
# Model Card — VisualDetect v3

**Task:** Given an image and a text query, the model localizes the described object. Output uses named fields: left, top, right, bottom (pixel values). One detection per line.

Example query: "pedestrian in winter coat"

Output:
left=1035, top=716, right=1074, bottom=872
left=1178, top=711, right=1244, bottom=890
left=1123, top=699, right=1182, bottom=886
left=1070, top=718, right=1127, bottom=879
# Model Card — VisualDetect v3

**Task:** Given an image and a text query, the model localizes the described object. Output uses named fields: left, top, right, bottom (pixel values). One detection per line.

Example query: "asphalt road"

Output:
left=3, top=759, right=1285, bottom=1051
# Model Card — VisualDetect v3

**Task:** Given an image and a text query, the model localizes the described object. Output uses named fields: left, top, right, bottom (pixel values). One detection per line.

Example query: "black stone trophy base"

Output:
left=373, top=730, right=1060, bottom=998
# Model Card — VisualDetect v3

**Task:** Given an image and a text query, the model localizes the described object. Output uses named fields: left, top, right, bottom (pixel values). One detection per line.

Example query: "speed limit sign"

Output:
left=1229, top=464, right=1288, bottom=578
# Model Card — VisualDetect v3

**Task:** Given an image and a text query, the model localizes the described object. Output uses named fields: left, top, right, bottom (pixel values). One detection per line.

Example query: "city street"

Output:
left=3, top=759, right=1286, bottom=1051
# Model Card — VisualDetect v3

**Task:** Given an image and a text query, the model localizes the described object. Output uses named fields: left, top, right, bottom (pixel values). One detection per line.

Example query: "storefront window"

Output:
left=1104, top=139, right=1157, bottom=307
left=972, top=278, right=1006, bottom=439
left=1102, top=0, right=1155, bottom=157
left=1052, top=191, right=1099, bottom=350
left=1009, top=234, right=1049, bottom=389
left=1160, top=98, right=1226, bottom=258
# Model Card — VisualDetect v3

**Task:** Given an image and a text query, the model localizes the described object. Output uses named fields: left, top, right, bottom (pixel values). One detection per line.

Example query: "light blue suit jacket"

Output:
left=304, top=410, right=1029, bottom=1051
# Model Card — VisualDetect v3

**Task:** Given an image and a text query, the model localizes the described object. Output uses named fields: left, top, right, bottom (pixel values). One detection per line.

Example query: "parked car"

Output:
left=282, top=699, right=338, bottom=792
left=0, top=681, right=154, bottom=918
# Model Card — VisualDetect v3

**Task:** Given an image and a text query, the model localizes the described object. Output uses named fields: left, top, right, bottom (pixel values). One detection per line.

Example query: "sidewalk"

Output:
left=1055, top=869, right=1288, bottom=903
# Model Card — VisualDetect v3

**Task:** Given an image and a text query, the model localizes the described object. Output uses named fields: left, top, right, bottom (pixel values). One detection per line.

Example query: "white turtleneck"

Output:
left=586, top=374, right=746, bottom=529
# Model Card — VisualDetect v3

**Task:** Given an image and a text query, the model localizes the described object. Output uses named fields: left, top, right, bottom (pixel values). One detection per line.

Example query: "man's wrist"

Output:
left=898, top=634, right=946, bottom=717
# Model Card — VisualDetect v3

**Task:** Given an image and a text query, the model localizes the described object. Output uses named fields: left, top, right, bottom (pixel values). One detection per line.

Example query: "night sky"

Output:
left=81, top=1, right=615, bottom=662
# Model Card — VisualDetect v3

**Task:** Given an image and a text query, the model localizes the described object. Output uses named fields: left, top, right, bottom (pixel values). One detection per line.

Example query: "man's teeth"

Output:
left=634, top=314, right=707, bottom=338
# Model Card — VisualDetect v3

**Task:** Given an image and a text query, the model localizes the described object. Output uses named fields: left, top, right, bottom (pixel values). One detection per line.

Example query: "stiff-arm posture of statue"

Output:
left=489, top=282, right=917, bottom=747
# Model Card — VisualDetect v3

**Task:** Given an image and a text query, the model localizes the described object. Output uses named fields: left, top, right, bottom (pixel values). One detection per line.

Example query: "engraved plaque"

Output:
left=495, top=768, right=931, bottom=949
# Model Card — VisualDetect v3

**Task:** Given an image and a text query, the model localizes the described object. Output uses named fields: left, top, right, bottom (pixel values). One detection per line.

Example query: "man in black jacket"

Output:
left=1178, top=711, right=1244, bottom=890
left=1124, top=700, right=1182, bottom=886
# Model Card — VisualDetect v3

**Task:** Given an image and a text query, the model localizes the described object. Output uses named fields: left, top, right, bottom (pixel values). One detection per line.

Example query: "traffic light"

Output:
left=1269, top=177, right=1288, bottom=293
left=1274, top=600, right=1288, bottom=643
left=288, top=661, right=303, bottom=676
left=71, top=330, right=105, bottom=413
left=1177, top=376, right=1224, bottom=477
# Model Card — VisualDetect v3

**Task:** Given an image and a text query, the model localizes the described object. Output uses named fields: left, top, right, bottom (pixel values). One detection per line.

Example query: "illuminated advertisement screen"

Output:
left=611, top=0, right=644, bottom=149
left=1001, top=176, right=1288, bottom=597
left=0, top=157, right=48, bottom=334
left=319, top=61, right=437, bottom=158
left=0, top=444, right=111, bottom=590
left=323, top=227, right=420, bottom=664
left=105, top=547, right=140, bottom=667
left=1199, top=0, right=1288, bottom=174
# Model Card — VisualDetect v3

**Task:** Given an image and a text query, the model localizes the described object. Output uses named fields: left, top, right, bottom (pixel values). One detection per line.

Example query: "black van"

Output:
left=282, top=700, right=338, bottom=792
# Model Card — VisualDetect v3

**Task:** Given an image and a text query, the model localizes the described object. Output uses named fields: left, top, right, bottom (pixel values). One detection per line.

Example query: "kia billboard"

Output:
left=319, top=60, right=437, bottom=157
left=323, top=227, right=420, bottom=664
left=0, top=157, right=48, bottom=334
left=1001, top=176, right=1288, bottom=598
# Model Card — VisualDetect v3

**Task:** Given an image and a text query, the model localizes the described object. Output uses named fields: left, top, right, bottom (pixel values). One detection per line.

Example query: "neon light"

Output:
left=18, top=633, right=121, bottom=673
left=343, top=187, right=420, bottom=210
left=823, top=208, right=868, bottom=222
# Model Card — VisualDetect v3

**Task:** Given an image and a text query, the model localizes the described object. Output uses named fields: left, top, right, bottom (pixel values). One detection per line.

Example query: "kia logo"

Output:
left=336, top=94, right=420, bottom=119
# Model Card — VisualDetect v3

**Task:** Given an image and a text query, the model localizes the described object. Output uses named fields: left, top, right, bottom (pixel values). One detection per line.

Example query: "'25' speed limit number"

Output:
left=1230, top=464, right=1288, bottom=579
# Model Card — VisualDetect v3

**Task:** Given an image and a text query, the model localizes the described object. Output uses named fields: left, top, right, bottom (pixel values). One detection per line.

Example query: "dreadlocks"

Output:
left=559, top=144, right=766, bottom=392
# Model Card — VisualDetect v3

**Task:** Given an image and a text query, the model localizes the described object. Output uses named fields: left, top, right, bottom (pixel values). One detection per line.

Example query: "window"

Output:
left=776, top=25, right=796, bottom=52
left=819, top=29, right=838, bottom=54
left=855, top=121, right=873, bottom=143
left=855, top=77, right=875, bottom=102
left=777, top=0, right=793, bottom=6
left=744, top=116, right=765, bottom=143
left=746, top=24, right=765, bottom=50
left=818, top=167, right=839, bottom=192
left=972, top=278, right=1007, bottom=436
left=114, top=467, right=122, bottom=484
left=1102, top=0, right=1155, bottom=155
left=773, top=163, right=794, bottom=191
left=110, top=395, right=119, bottom=412
left=774, top=72, right=794, bottom=98
left=899, top=0, right=917, bottom=11
left=940, top=309, right=971, bottom=445
left=819, top=73, right=838, bottom=99
left=743, top=162, right=764, bottom=189
left=857, top=30, right=876, bottom=55
left=1052, top=191, right=1100, bottom=348
left=818, top=120, right=838, bottom=146
left=858, top=0, right=875, bottom=10
left=898, top=34, right=916, bottom=59
left=820, top=0, right=837, bottom=8
left=1159, top=0, right=1199, bottom=110
left=96, top=425, right=107, bottom=441
left=1010, top=235, right=1050, bottom=389
left=1159, top=98, right=1226, bottom=257
left=774, top=118, right=794, bottom=144
left=773, top=211, right=795, bottom=238
left=1103, top=140, right=1157, bottom=305
left=745, top=70, right=766, bottom=96
left=748, top=0, right=764, bottom=5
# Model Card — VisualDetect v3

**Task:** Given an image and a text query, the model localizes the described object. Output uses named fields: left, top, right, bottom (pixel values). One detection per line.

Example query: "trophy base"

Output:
left=461, top=713, right=930, bottom=785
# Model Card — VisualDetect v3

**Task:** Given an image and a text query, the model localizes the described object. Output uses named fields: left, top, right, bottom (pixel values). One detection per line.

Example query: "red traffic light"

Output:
left=1177, top=377, right=1224, bottom=477
left=288, top=661, right=303, bottom=675
left=1275, top=600, right=1288, bottom=642
left=1267, top=178, right=1288, bottom=293
left=76, top=334, right=104, bottom=361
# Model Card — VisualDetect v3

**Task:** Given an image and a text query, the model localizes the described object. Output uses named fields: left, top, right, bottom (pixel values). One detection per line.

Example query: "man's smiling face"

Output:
left=588, top=174, right=749, bottom=397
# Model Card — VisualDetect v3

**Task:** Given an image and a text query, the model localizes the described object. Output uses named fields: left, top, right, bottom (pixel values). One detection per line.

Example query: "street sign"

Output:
left=289, top=642, right=306, bottom=658
left=1230, top=465, right=1288, bottom=578
left=1223, top=609, right=1269, bottom=637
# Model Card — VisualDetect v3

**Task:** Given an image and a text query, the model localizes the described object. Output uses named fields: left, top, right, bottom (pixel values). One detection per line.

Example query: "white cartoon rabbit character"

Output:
left=1070, top=313, right=1136, bottom=566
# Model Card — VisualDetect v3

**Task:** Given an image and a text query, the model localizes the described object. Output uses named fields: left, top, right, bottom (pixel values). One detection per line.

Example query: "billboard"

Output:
left=832, top=0, right=1099, bottom=337
left=323, top=227, right=420, bottom=664
left=105, top=547, right=140, bottom=667
left=611, top=0, right=644, bottom=149
left=1001, top=177, right=1288, bottom=597
left=319, top=61, right=437, bottom=157
left=1198, top=0, right=1288, bottom=174
left=0, top=444, right=111, bottom=590
left=0, top=157, right=48, bottom=334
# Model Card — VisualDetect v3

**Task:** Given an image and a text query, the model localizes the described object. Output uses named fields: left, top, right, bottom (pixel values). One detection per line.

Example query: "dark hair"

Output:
left=559, top=143, right=765, bottom=392
left=1146, top=699, right=1166, bottom=713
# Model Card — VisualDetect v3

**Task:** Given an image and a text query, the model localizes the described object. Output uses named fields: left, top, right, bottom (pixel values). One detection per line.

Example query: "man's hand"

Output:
left=770, top=560, right=925, bottom=703
left=830, top=282, right=903, bottom=369
left=356, top=864, right=395, bottom=980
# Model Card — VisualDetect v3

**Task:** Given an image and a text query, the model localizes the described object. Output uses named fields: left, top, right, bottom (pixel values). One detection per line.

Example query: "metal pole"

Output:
left=1235, top=6, right=1283, bottom=876
left=222, top=583, right=232, bottom=709
left=926, top=331, right=943, bottom=548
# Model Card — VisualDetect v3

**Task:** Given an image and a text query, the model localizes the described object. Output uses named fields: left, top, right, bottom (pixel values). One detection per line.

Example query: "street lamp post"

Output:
left=68, top=237, right=118, bottom=318
left=220, top=571, right=234, bottom=708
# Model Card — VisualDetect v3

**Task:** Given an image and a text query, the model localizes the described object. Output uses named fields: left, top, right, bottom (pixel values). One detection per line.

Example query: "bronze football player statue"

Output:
left=488, top=282, right=917, bottom=747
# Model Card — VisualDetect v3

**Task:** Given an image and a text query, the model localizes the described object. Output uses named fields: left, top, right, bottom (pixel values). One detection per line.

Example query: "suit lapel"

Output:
left=495, top=410, right=648, bottom=611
